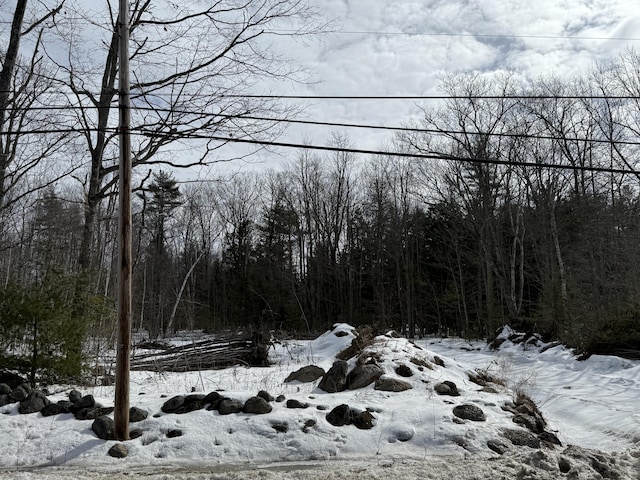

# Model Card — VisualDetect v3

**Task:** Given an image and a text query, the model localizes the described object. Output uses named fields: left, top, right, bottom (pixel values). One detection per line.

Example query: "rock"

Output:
left=487, top=439, right=509, bottom=454
left=129, top=429, right=143, bottom=440
left=75, top=406, right=114, bottom=421
left=218, top=398, right=244, bottom=415
left=56, top=400, right=73, bottom=413
left=558, top=456, right=572, bottom=473
left=108, top=443, right=128, bottom=458
left=205, top=392, right=223, bottom=410
left=433, top=356, right=445, bottom=367
left=326, top=404, right=353, bottom=427
left=353, top=410, right=375, bottom=430
left=286, top=399, right=309, bottom=409
left=161, top=395, right=185, bottom=413
left=75, top=394, right=95, bottom=410
left=435, top=381, right=459, bottom=396
left=129, top=406, right=148, bottom=422
left=502, top=428, right=541, bottom=448
left=174, top=394, right=206, bottom=414
left=375, top=377, right=413, bottom=392
left=41, top=403, right=65, bottom=417
left=285, top=365, right=326, bottom=383
left=318, top=360, right=349, bottom=393
left=0, top=371, right=25, bottom=390
left=243, top=396, right=272, bottom=414
left=0, top=384, right=11, bottom=395
left=539, top=430, right=562, bottom=446
left=18, top=390, right=50, bottom=414
left=453, top=404, right=486, bottom=421
left=347, top=364, right=384, bottom=390
left=68, top=390, right=82, bottom=403
left=272, top=422, right=288, bottom=433
left=257, top=390, right=274, bottom=402
left=92, top=415, right=116, bottom=440
left=275, top=395, right=286, bottom=403
left=394, top=364, right=413, bottom=377
left=9, top=386, right=28, bottom=402
left=166, top=429, right=183, bottom=438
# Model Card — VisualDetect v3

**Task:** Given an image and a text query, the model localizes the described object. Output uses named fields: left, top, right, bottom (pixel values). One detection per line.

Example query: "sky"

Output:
left=0, top=324, right=638, bottom=479
left=224, top=0, right=640, bottom=173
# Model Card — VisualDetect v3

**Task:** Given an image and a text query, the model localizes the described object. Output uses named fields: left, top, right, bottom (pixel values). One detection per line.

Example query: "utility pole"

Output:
left=115, top=0, right=132, bottom=441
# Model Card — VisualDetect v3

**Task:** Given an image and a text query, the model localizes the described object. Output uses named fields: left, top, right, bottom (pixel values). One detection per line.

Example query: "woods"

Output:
left=2, top=1, right=640, bottom=381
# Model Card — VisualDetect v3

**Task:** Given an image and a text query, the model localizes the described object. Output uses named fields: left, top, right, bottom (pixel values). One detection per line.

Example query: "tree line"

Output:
left=2, top=1, right=640, bottom=381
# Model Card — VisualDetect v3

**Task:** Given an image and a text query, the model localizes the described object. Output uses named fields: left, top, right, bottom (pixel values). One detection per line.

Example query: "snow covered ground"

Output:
left=0, top=324, right=638, bottom=479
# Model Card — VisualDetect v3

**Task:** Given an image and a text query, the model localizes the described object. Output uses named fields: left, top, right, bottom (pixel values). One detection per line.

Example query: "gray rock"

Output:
left=0, top=383, right=11, bottom=395
left=318, top=360, right=349, bottom=393
left=286, top=399, right=309, bottom=409
left=435, top=381, right=460, bottom=396
left=75, top=406, right=114, bottom=421
left=161, top=395, right=185, bottom=413
left=10, top=386, right=28, bottom=402
left=68, top=390, right=82, bottom=403
left=19, top=390, right=50, bottom=414
left=174, top=394, right=206, bottom=414
left=243, top=396, right=272, bottom=414
left=502, top=428, right=541, bottom=448
left=108, top=443, right=128, bottom=458
left=92, top=415, right=116, bottom=440
left=394, top=364, right=413, bottom=377
left=129, top=406, right=148, bottom=422
left=353, top=410, right=375, bottom=430
left=326, top=404, right=353, bottom=426
left=56, top=400, right=73, bottom=413
left=487, top=439, right=509, bottom=454
left=285, top=365, right=326, bottom=383
left=0, top=372, right=25, bottom=389
left=347, top=364, right=384, bottom=390
left=257, top=390, right=274, bottom=402
left=0, top=394, right=11, bottom=407
left=41, top=403, right=65, bottom=417
left=375, top=377, right=413, bottom=392
left=453, top=404, right=486, bottom=421
left=205, top=391, right=223, bottom=410
left=75, top=394, right=95, bottom=410
left=218, top=398, right=244, bottom=415
left=166, top=429, right=183, bottom=438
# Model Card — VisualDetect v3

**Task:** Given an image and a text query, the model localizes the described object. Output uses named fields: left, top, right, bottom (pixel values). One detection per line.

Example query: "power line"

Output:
left=130, top=131, right=640, bottom=176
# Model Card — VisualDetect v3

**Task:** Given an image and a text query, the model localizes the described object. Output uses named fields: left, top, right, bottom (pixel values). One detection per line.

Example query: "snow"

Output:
left=1, top=324, right=638, bottom=479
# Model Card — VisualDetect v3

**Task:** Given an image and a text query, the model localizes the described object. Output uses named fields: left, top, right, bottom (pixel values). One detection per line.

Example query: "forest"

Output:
left=2, top=1, right=640, bottom=381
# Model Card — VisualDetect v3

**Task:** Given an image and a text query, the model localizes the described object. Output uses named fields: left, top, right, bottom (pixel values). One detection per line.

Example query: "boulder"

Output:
left=257, top=390, right=274, bottom=402
left=453, top=404, right=486, bottom=422
left=374, top=377, right=413, bottom=392
left=108, top=443, right=128, bottom=458
left=9, top=386, right=28, bottom=402
left=19, top=390, right=50, bottom=414
left=68, top=390, right=82, bottom=403
left=326, top=404, right=353, bottom=427
left=0, top=383, right=11, bottom=395
left=174, top=394, right=206, bottom=414
left=41, top=403, right=65, bottom=417
left=166, top=429, right=183, bottom=438
left=285, top=365, right=326, bottom=383
left=353, top=410, right=376, bottom=430
left=161, top=395, right=185, bottom=413
left=75, top=406, right=114, bottom=421
left=347, top=364, right=384, bottom=390
left=218, top=398, right=244, bottom=415
left=318, top=360, right=349, bottom=393
left=243, top=396, right=272, bottom=414
left=434, top=381, right=460, bottom=396
left=286, top=399, right=309, bottom=409
left=92, top=415, right=116, bottom=440
left=502, top=428, right=541, bottom=448
left=487, top=439, right=509, bottom=455
left=0, top=371, right=25, bottom=390
left=205, top=391, right=223, bottom=410
left=129, top=406, right=148, bottom=422
left=394, top=364, right=413, bottom=377
left=0, top=394, right=11, bottom=407
left=75, top=394, right=95, bottom=410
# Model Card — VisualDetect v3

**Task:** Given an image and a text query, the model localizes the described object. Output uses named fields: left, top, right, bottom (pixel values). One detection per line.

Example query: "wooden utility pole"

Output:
left=115, top=0, right=132, bottom=441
